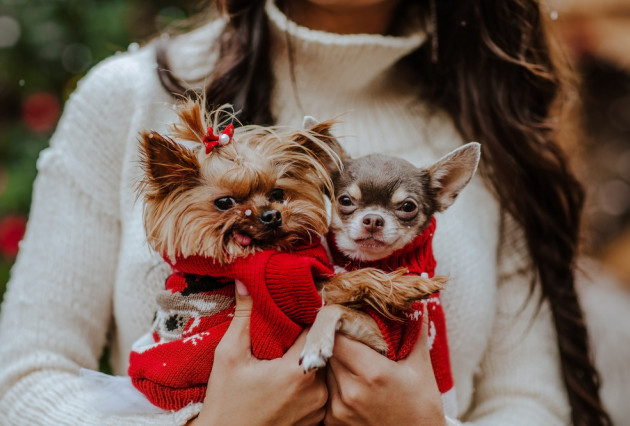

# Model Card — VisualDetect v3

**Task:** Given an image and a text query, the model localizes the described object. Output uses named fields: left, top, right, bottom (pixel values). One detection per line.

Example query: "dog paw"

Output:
left=299, top=345, right=333, bottom=373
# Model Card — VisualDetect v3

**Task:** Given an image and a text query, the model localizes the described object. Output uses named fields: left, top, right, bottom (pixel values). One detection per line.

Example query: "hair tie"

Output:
left=203, top=124, right=234, bottom=154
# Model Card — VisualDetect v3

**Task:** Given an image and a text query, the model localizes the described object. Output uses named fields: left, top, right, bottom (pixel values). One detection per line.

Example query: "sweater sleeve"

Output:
left=0, top=53, right=199, bottom=425
left=264, top=249, right=331, bottom=325
left=458, top=214, right=571, bottom=425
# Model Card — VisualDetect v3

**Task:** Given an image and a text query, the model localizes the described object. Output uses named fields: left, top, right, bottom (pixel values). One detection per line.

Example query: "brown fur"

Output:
left=138, top=100, right=341, bottom=264
left=322, top=268, right=447, bottom=321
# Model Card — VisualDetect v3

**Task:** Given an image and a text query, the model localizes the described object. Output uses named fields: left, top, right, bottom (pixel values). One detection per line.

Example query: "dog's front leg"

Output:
left=300, top=305, right=345, bottom=373
left=300, top=304, right=386, bottom=373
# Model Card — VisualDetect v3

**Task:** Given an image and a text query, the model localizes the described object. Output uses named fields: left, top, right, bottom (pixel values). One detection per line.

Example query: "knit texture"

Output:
left=129, top=244, right=332, bottom=410
left=0, top=1, right=572, bottom=424
left=327, top=217, right=454, bottom=396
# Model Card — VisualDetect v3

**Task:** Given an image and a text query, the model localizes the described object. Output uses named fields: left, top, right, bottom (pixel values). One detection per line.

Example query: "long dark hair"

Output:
left=157, top=0, right=274, bottom=125
left=157, top=1, right=611, bottom=424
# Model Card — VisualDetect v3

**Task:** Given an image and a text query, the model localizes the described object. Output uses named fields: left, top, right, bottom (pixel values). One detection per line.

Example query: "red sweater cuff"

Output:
left=264, top=251, right=331, bottom=325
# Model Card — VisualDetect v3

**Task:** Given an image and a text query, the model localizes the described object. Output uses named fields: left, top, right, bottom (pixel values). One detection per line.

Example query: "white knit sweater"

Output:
left=0, top=2, right=570, bottom=425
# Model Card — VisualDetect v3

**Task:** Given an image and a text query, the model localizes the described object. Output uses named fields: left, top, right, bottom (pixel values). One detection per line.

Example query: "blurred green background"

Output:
left=0, top=0, right=200, bottom=303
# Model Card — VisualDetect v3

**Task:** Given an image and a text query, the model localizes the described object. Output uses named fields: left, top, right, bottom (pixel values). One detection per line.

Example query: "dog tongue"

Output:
left=234, top=231, right=251, bottom=246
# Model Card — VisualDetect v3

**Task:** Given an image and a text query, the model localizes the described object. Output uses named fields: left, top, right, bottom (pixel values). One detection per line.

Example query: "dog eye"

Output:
left=269, top=188, right=285, bottom=202
left=401, top=201, right=417, bottom=213
left=338, top=196, right=353, bottom=207
left=396, top=201, right=418, bottom=219
left=214, top=197, right=236, bottom=211
left=337, top=195, right=357, bottom=214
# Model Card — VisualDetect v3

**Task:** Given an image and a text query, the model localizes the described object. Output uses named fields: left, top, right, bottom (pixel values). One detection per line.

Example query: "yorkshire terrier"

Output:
left=127, top=101, right=443, bottom=411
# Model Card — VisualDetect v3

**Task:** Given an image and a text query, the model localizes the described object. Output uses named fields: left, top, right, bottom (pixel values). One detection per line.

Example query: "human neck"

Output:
left=286, top=0, right=403, bottom=35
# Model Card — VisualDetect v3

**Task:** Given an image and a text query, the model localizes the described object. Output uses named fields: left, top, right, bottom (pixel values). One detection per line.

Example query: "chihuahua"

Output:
left=300, top=134, right=481, bottom=387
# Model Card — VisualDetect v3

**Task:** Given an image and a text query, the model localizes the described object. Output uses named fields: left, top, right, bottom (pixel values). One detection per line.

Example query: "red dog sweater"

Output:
left=128, top=243, right=333, bottom=411
left=326, top=216, right=455, bottom=413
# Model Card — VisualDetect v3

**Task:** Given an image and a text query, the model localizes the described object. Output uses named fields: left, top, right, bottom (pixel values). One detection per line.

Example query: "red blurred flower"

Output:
left=0, top=215, right=27, bottom=258
left=22, top=92, right=61, bottom=133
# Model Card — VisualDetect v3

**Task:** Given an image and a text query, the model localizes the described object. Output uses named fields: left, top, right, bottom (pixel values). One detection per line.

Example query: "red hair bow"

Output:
left=203, top=124, right=234, bottom=154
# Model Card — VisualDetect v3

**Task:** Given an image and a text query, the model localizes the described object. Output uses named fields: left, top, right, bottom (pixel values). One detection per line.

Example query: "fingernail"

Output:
left=235, top=279, right=250, bottom=297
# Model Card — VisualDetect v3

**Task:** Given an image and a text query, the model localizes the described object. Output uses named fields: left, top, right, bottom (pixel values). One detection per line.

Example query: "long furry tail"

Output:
left=322, top=267, right=448, bottom=321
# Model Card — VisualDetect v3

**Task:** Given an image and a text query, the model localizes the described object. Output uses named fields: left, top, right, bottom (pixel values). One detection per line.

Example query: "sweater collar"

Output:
left=266, top=0, right=427, bottom=104
left=327, top=216, right=437, bottom=276
left=165, top=240, right=326, bottom=275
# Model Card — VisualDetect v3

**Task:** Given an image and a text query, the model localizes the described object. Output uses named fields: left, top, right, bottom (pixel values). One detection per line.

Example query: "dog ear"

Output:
left=428, top=142, right=481, bottom=212
left=297, top=116, right=348, bottom=172
left=302, top=116, right=319, bottom=130
left=139, top=130, right=200, bottom=199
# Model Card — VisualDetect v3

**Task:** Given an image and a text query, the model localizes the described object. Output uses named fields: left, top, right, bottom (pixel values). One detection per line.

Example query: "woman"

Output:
left=0, top=0, right=611, bottom=425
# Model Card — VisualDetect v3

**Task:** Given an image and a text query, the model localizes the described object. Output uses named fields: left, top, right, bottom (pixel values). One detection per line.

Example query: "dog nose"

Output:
left=259, top=209, right=282, bottom=228
left=362, top=214, right=384, bottom=231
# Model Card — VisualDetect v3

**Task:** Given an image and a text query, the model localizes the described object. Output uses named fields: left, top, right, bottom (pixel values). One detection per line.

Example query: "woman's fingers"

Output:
left=199, top=280, right=329, bottom=426
left=215, top=279, right=253, bottom=358
left=233, top=278, right=253, bottom=315
left=323, top=305, right=447, bottom=426
left=401, top=303, right=431, bottom=366
left=325, top=357, right=348, bottom=425
left=329, top=304, right=431, bottom=376
left=328, top=334, right=389, bottom=376
left=282, top=329, right=308, bottom=361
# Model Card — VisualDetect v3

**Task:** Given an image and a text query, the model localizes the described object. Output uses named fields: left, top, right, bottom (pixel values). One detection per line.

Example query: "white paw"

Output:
left=299, top=346, right=332, bottom=373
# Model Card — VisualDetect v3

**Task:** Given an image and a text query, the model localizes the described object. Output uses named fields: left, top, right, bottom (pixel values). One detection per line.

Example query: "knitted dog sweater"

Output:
left=326, top=217, right=455, bottom=401
left=128, top=243, right=333, bottom=411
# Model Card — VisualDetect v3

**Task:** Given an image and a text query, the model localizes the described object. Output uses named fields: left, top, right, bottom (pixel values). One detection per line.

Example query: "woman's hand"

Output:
left=324, top=307, right=446, bottom=426
left=190, top=280, right=328, bottom=426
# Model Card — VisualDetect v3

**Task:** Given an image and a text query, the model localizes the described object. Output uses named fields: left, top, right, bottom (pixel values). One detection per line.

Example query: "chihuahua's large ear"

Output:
left=297, top=116, right=348, bottom=172
left=429, top=142, right=481, bottom=212
left=139, top=130, right=200, bottom=199
left=302, top=116, right=319, bottom=130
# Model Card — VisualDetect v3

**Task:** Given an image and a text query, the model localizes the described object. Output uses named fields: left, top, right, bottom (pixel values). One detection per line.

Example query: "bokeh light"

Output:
left=61, top=43, right=93, bottom=73
left=21, top=92, right=61, bottom=133
left=598, top=180, right=630, bottom=216
left=0, top=16, right=21, bottom=48
left=0, top=215, right=27, bottom=259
